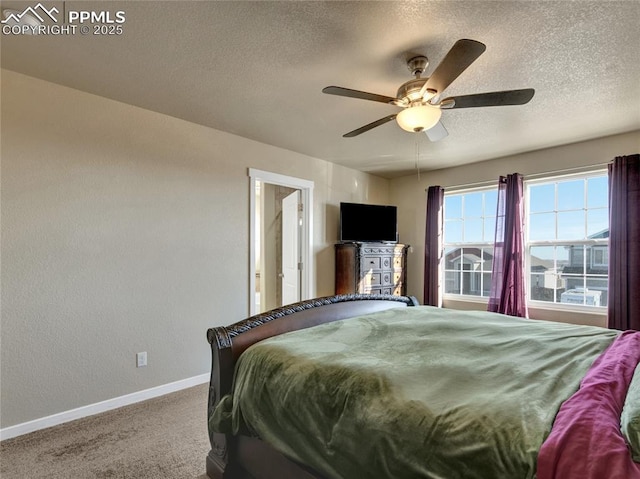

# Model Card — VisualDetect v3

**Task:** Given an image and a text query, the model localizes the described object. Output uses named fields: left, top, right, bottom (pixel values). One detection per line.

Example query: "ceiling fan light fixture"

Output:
left=396, top=105, right=442, bottom=133
left=322, top=39, right=531, bottom=139
left=391, top=98, right=409, bottom=107
left=422, top=88, right=437, bottom=101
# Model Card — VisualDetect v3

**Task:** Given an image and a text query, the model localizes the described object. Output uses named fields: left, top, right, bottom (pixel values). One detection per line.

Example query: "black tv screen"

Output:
left=339, top=202, right=398, bottom=243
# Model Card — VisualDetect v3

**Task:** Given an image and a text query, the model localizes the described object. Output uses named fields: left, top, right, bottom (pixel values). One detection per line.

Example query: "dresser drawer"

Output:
left=362, top=256, right=382, bottom=270
left=362, top=255, right=394, bottom=271
left=363, top=272, right=382, bottom=287
left=364, top=287, right=394, bottom=295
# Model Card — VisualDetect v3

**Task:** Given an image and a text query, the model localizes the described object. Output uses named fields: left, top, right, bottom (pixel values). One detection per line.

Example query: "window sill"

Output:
left=442, top=294, right=489, bottom=304
left=443, top=295, right=606, bottom=313
left=442, top=296, right=607, bottom=319
left=527, top=300, right=607, bottom=316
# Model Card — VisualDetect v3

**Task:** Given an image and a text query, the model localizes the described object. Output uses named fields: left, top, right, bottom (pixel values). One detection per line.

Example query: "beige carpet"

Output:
left=1, top=384, right=210, bottom=479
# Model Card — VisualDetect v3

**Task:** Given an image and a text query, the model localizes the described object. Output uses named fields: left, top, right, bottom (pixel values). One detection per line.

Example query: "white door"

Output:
left=281, top=190, right=300, bottom=305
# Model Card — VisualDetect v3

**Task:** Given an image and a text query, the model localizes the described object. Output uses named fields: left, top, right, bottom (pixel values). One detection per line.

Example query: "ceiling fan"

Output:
left=322, top=39, right=535, bottom=141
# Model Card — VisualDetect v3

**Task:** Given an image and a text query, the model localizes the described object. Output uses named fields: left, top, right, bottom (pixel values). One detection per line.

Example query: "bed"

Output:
left=205, top=294, right=640, bottom=479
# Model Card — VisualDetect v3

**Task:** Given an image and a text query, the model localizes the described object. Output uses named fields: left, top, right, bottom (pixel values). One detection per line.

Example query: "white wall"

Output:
left=390, top=130, right=640, bottom=327
left=0, top=70, right=390, bottom=429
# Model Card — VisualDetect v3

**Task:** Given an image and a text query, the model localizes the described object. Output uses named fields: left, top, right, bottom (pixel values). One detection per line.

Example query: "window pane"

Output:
left=484, top=190, right=498, bottom=216
left=560, top=286, right=587, bottom=306
left=588, top=245, right=609, bottom=272
left=445, top=195, right=462, bottom=219
left=557, top=180, right=584, bottom=211
left=482, top=272, right=492, bottom=296
left=530, top=245, right=561, bottom=304
left=464, top=192, right=483, bottom=218
left=556, top=246, right=570, bottom=269
left=462, top=271, right=476, bottom=295
left=530, top=273, right=556, bottom=302
left=530, top=246, right=555, bottom=271
left=587, top=176, right=608, bottom=208
left=560, top=278, right=607, bottom=307
left=444, top=271, right=460, bottom=294
left=562, top=278, right=585, bottom=297
left=587, top=208, right=608, bottom=238
left=484, top=217, right=496, bottom=242
left=481, top=247, right=494, bottom=273
left=464, top=218, right=483, bottom=242
left=529, top=184, right=555, bottom=213
left=529, top=212, right=556, bottom=241
left=445, top=220, right=463, bottom=243
left=444, top=247, right=460, bottom=269
left=562, top=245, right=585, bottom=271
left=557, top=210, right=585, bottom=240
left=585, top=276, right=608, bottom=307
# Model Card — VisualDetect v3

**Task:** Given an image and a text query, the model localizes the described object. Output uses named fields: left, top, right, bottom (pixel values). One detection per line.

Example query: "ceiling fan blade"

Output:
left=323, top=86, right=397, bottom=104
left=422, top=39, right=486, bottom=97
left=343, top=114, right=397, bottom=138
left=441, top=88, right=535, bottom=109
left=425, top=120, right=448, bottom=142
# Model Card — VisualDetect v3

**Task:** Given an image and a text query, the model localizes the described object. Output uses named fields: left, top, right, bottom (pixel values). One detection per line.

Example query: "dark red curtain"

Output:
left=488, top=173, right=528, bottom=317
left=424, top=186, right=444, bottom=306
left=608, top=154, right=640, bottom=330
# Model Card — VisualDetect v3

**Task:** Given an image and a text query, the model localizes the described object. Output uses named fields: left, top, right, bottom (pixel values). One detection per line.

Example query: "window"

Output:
left=527, top=173, right=608, bottom=308
left=441, top=171, right=609, bottom=310
left=443, top=189, right=498, bottom=298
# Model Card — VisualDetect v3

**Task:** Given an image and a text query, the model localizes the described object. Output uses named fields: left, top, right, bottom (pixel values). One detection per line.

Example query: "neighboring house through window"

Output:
left=443, top=189, right=497, bottom=298
left=527, top=173, right=609, bottom=308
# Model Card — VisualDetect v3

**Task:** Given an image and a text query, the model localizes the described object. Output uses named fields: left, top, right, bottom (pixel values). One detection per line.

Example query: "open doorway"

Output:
left=249, top=169, right=314, bottom=315
left=255, top=183, right=299, bottom=311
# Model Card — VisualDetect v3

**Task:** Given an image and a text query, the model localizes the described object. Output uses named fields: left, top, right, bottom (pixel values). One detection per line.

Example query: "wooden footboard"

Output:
left=205, top=293, right=419, bottom=479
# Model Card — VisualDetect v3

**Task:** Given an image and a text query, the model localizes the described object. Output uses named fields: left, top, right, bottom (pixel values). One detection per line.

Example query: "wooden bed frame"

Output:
left=205, top=293, right=419, bottom=479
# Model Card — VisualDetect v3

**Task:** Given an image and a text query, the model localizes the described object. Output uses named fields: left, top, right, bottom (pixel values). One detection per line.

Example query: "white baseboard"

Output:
left=0, top=373, right=210, bottom=441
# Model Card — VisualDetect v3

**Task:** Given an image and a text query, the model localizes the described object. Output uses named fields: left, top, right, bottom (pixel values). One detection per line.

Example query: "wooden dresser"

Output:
left=335, top=242, right=409, bottom=296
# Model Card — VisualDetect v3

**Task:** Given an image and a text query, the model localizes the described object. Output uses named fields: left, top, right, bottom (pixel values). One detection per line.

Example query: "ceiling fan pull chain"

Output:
left=415, top=136, right=421, bottom=182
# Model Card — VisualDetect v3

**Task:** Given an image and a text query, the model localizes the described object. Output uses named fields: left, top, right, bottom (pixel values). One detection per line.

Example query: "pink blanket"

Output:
left=537, top=330, right=640, bottom=479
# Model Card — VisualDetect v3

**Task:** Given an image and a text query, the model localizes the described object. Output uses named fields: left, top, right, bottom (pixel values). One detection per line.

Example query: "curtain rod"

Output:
left=438, top=180, right=496, bottom=192
left=426, top=162, right=611, bottom=192
left=524, top=162, right=610, bottom=180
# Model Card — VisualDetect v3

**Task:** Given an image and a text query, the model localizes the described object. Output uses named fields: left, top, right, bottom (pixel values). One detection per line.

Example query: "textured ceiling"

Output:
left=2, top=1, right=639, bottom=178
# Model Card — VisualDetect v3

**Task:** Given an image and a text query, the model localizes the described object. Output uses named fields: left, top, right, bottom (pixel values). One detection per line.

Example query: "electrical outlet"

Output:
left=136, top=351, right=147, bottom=368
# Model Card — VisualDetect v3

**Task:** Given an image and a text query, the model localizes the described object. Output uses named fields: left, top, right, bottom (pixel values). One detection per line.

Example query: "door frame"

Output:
left=248, top=168, right=314, bottom=315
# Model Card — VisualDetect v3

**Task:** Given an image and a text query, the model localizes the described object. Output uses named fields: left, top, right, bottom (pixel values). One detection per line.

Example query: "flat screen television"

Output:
left=339, top=202, right=398, bottom=243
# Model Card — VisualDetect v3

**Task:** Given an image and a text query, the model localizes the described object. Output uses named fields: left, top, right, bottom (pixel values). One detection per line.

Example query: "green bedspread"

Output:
left=210, top=306, right=619, bottom=479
